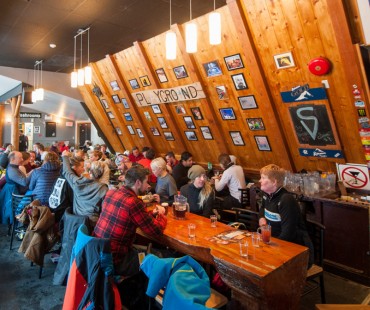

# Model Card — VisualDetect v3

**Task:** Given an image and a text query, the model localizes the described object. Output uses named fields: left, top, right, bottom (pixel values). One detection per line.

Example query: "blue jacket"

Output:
left=141, top=254, right=211, bottom=310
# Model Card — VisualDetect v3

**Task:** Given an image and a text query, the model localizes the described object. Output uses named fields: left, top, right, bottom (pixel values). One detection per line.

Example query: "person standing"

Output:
left=19, top=130, right=28, bottom=151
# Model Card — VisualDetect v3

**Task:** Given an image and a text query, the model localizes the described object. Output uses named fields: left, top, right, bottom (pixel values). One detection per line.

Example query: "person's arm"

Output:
left=8, top=166, right=29, bottom=187
left=258, top=197, right=267, bottom=226
left=214, top=171, right=229, bottom=192
left=278, top=194, right=301, bottom=241
left=62, top=155, right=80, bottom=186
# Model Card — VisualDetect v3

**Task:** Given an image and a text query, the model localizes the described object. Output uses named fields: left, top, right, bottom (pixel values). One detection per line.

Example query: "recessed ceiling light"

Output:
left=49, top=43, right=56, bottom=48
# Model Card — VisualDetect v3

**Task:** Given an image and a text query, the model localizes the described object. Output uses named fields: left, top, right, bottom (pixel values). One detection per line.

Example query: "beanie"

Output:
left=188, top=165, right=205, bottom=180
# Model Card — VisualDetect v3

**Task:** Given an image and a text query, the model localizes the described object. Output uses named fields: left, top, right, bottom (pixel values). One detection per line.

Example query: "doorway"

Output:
left=77, top=122, right=91, bottom=148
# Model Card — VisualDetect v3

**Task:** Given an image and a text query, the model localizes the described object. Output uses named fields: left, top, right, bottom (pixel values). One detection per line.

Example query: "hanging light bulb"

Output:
left=166, top=0, right=177, bottom=60
left=77, top=68, right=85, bottom=86
left=71, top=36, right=78, bottom=88
left=84, top=28, right=92, bottom=84
left=209, top=0, right=221, bottom=45
left=185, top=0, right=197, bottom=53
left=71, top=27, right=92, bottom=87
left=37, top=60, right=44, bottom=101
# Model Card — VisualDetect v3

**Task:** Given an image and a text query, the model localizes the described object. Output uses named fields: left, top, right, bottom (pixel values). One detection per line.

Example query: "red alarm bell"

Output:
left=308, top=57, right=331, bottom=76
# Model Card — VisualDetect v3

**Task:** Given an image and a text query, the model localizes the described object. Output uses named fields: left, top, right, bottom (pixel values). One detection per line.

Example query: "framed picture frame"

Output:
left=185, top=131, right=198, bottom=141
left=238, top=95, right=258, bottom=110
left=129, top=78, right=140, bottom=90
left=144, top=111, right=152, bottom=121
left=173, top=65, right=188, bottom=79
left=107, top=111, right=115, bottom=119
left=190, top=107, right=203, bottom=120
left=136, top=128, right=144, bottom=138
left=224, top=53, right=244, bottom=71
left=112, top=94, right=120, bottom=104
left=183, top=116, right=196, bottom=129
left=175, top=104, right=186, bottom=115
left=150, top=127, right=161, bottom=136
left=151, top=104, right=162, bottom=114
left=139, top=75, right=151, bottom=87
left=255, top=135, right=271, bottom=151
left=164, top=131, right=175, bottom=141
left=109, top=80, right=120, bottom=91
left=124, top=112, right=133, bottom=121
left=116, top=127, right=122, bottom=135
left=34, top=126, right=40, bottom=134
left=155, top=68, right=168, bottom=83
left=231, top=73, right=248, bottom=90
left=215, top=85, right=229, bottom=100
left=274, top=52, right=295, bottom=69
left=157, top=117, right=168, bottom=129
left=230, top=131, right=245, bottom=146
left=246, top=118, right=265, bottom=130
left=127, top=125, right=135, bottom=135
left=219, top=108, right=236, bottom=120
left=121, top=98, right=129, bottom=109
left=203, top=60, right=222, bottom=77
left=200, top=126, right=213, bottom=140
left=100, top=98, right=109, bottom=109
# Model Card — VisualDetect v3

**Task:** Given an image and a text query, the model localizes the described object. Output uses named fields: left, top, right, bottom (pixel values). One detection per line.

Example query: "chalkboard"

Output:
left=289, top=104, right=336, bottom=146
left=45, top=122, right=57, bottom=137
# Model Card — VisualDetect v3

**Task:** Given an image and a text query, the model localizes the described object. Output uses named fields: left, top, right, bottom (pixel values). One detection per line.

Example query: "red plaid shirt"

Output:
left=93, top=186, right=167, bottom=264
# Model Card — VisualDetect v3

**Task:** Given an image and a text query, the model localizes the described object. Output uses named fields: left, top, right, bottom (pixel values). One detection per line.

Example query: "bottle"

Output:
left=207, top=162, right=212, bottom=171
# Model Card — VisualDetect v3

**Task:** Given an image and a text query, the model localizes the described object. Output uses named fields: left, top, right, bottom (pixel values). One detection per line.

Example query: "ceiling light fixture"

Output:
left=71, top=27, right=92, bottom=88
left=185, top=0, right=197, bottom=53
left=209, top=0, right=221, bottom=45
left=49, top=43, right=56, bottom=48
left=165, top=0, right=176, bottom=60
left=32, top=60, right=44, bottom=102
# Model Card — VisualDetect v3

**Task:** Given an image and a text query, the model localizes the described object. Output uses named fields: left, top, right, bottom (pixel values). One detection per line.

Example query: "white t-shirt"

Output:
left=215, top=165, right=246, bottom=202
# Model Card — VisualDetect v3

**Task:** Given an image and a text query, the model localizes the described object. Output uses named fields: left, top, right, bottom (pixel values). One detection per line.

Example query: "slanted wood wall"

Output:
left=77, top=0, right=370, bottom=174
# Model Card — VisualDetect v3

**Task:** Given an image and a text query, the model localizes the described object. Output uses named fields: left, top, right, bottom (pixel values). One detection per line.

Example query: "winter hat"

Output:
left=188, top=165, right=206, bottom=180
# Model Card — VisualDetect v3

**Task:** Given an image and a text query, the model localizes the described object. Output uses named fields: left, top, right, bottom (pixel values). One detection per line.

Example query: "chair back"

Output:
left=11, top=193, right=35, bottom=216
left=306, top=218, right=325, bottom=267
left=232, top=207, right=259, bottom=232
left=238, top=188, right=250, bottom=208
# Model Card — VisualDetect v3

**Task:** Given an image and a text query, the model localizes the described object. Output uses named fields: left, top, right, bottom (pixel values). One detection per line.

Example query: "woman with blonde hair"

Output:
left=180, top=165, right=215, bottom=218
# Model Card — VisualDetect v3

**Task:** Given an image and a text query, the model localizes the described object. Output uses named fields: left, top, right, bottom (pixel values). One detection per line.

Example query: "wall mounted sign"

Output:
left=337, top=163, right=370, bottom=190
left=355, top=100, right=365, bottom=107
left=132, top=82, right=205, bottom=106
left=299, top=148, right=343, bottom=158
left=20, top=112, right=41, bottom=118
left=289, top=104, right=336, bottom=145
left=281, top=84, right=327, bottom=103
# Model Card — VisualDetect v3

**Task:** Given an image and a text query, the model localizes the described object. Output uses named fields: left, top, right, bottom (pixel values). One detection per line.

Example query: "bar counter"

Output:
left=138, top=208, right=309, bottom=310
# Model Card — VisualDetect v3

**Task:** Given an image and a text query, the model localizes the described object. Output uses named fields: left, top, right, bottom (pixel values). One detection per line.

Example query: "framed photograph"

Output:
left=151, top=104, right=162, bottom=114
left=238, top=95, right=258, bottom=110
left=203, top=60, right=222, bottom=77
left=274, top=52, right=295, bottom=69
left=219, top=108, right=236, bottom=120
left=157, top=117, right=168, bottom=129
left=215, top=85, right=229, bottom=100
left=116, top=127, right=122, bottom=135
left=34, top=126, right=40, bottom=134
left=112, top=94, right=120, bottom=104
left=100, top=98, right=109, bottom=109
left=255, top=135, right=271, bottom=151
left=144, top=111, right=152, bottom=121
left=127, top=125, right=135, bottom=135
left=107, top=111, right=115, bottom=119
left=246, top=118, right=265, bottom=130
left=150, top=127, right=161, bottom=136
left=121, top=98, right=129, bottom=109
left=200, top=126, right=213, bottom=140
left=136, top=128, right=144, bottom=138
left=185, top=131, right=198, bottom=141
left=129, top=78, right=140, bottom=90
left=224, top=54, right=244, bottom=71
left=183, top=116, right=196, bottom=129
left=230, top=131, right=245, bottom=146
left=231, top=73, right=248, bottom=90
left=173, top=65, right=188, bottom=79
left=164, top=131, right=175, bottom=141
left=175, top=104, right=186, bottom=115
left=155, top=68, right=168, bottom=83
left=139, top=75, right=151, bottom=87
left=190, top=107, right=203, bottom=120
left=109, top=80, right=120, bottom=91
left=124, top=112, right=133, bottom=121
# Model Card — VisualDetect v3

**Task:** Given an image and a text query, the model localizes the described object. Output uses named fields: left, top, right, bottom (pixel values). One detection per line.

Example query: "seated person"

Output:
left=172, top=151, right=193, bottom=189
left=86, top=150, right=110, bottom=185
left=24, top=151, right=38, bottom=173
left=213, top=153, right=246, bottom=209
left=0, top=144, right=14, bottom=168
left=93, top=165, right=167, bottom=279
left=258, top=164, right=313, bottom=267
left=150, top=157, right=177, bottom=204
left=128, top=146, right=144, bottom=163
left=137, top=148, right=156, bottom=184
left=165, top=151, right=178, bottom=174
left=180, top=165, right=215, bottom=218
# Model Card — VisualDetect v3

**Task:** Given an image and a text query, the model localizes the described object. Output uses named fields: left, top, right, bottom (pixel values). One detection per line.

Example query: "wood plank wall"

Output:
left=78, top=0, right=369, bottom=174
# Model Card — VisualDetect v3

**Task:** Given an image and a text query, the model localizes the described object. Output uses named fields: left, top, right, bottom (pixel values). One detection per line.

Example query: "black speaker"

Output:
left=22, top=88, right=33, bottom=104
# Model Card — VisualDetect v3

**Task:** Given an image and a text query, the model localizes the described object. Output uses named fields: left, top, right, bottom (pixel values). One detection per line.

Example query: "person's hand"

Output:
left=153, top=205, right=166, bottom=216
left=118, top=175, right=125, bottom=181
left=259, top=218, right=267, bottom=227
left=152, top=194, right=160, bottom=203
left=62, top=150, right=70, bottom=157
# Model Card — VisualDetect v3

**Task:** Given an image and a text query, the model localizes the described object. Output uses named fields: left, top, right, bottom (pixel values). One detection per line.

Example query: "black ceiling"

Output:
left=0, top=0, right=226, bottom=74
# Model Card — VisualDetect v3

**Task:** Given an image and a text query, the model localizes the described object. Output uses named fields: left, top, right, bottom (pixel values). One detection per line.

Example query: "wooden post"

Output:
left=10, top=95, right=22, bottom=150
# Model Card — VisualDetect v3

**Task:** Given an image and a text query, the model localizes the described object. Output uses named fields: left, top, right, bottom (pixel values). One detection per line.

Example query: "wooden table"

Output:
left=139, top=208, right=309, bottom=310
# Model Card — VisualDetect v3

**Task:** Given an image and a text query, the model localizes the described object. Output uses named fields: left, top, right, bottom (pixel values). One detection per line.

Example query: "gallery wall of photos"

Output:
left=80, top=0, right=369, bottom=173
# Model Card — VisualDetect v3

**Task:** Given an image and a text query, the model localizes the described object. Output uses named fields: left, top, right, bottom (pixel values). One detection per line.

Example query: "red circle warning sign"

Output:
left=341, top=167, right=368, bottom=188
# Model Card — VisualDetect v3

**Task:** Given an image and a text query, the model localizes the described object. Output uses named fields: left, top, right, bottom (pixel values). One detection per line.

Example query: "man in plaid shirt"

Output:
left=94, top=165, right=167, bottom=277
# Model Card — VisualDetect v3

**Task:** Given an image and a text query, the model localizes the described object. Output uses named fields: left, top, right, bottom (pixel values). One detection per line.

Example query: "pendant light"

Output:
left=209, top=0, right=221, bottom=45
left=166, top=0, right=177, bottom=60
left=185, top=0, right=197, bottom=53
left=32, top=60, right=44, bottom=102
